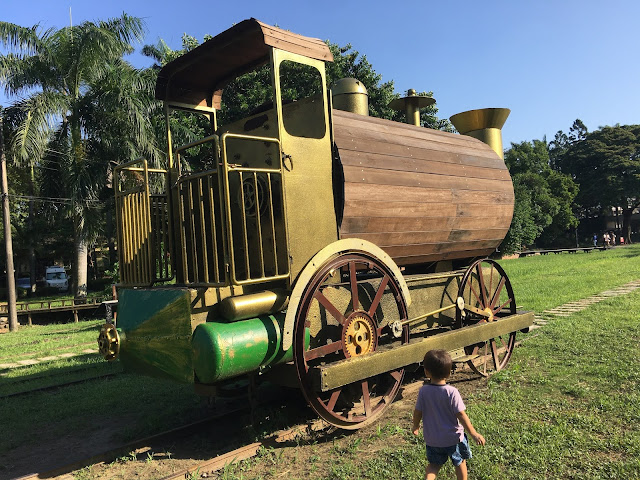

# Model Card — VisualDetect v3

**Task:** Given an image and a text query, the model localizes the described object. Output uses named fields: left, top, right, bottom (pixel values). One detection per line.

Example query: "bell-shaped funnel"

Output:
left=450, top=108, right=510, bottom=159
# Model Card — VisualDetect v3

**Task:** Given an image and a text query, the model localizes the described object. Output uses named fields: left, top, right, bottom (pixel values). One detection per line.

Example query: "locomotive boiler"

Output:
left=98, top=18, right=533, bottom=429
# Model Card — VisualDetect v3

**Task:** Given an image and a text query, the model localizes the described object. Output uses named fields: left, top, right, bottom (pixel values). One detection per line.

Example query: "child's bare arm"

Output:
left=456, top=410, right=485, bottom=445
left=412, top=409, right=422, bottom=435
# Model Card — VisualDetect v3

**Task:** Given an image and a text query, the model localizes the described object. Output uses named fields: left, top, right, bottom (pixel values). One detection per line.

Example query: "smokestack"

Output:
left=449, top=108, right=510, bottom=159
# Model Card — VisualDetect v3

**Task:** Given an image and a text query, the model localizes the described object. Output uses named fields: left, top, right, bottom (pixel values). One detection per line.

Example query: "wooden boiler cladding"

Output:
left=333, top=109, right=514, bottom=267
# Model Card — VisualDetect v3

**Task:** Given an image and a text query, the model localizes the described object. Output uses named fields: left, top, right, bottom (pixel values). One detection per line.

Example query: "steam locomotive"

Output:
left=98, top=18, right=533, bottom=429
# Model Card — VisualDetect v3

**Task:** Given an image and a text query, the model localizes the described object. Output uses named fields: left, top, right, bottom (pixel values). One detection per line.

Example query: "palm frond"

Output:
left=0, top=22, right=48, bottom=54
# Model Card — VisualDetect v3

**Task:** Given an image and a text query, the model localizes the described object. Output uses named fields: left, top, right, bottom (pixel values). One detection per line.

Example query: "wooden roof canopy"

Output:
left=155, top=18, right=334, bottom=109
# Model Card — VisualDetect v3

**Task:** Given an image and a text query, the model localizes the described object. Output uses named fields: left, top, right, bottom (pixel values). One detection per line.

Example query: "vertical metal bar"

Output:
left=198, top=177, right=209, bottom=283
left=136, top=192, right=145, bottom=284
left=178, top=182, right=189, bottom=283
left=115, top=195, right=124, bottom=283
left=154, top=196, right=161, bottom=279
left=207, top=174, right=220, bottom=283
left=130, top=193, right=138, bottom=284
left=188, top=179, right=198, bottom=282
left=139, top=191, right=147, bottom=284
left=160, top=197, right=167, bottom=279
left=125, top=193, right=132, bottom=284
left=165, top=197, right=171, bottom=279
left=237, top=171, right=251, bottom=280
left=144, top=160, right=153, bottom=284
left=266, top=173, right=278, bottom=275
left=253, top=172, right=265, bottom=278
left=214, top=136, right=229, bottom=285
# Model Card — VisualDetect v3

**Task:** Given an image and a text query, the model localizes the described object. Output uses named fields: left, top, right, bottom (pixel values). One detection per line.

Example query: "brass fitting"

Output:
left=388, top=89, right=436, bottom=126
left=332, top=78, right=369, bottom=116
left=98, top=323, right=121, bottom=361
left=449, top=108, right=511, bottom=159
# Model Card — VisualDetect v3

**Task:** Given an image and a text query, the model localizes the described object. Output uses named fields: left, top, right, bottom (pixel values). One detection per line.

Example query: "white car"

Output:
left=45, top=266, right=69, bottom=292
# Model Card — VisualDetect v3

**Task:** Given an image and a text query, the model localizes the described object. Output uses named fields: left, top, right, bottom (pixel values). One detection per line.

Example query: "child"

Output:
left=412, top=349, right=485, bottom=480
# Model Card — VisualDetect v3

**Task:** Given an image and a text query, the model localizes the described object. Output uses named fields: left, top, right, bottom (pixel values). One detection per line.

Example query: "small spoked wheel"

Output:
left=456, top=258, right=517, bottom=377
left=293, top=251, right=408, bottom=429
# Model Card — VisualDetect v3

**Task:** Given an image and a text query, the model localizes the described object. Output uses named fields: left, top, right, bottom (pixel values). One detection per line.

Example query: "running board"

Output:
left=316, top=311, right=534, bottom=392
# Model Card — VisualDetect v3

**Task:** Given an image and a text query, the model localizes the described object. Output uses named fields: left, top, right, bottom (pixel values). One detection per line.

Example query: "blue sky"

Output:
left=2, top=0, right=639, bottom=147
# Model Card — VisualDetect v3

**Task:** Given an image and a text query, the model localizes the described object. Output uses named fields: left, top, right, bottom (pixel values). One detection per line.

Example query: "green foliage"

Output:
left=0, top=14, right=157, bottom=295
left=501, top=140, right=579, bottom=252
left=143, top=35, right=453, bottom=136
left=561, top=124, right=640, bottom=241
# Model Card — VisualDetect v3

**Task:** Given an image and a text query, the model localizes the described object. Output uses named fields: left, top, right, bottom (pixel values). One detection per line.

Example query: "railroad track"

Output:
left=0, top=372, right=120, bottom=400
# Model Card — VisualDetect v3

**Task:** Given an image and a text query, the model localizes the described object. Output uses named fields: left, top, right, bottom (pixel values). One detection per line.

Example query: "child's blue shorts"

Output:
left=426, top=434, right=472, bottom=467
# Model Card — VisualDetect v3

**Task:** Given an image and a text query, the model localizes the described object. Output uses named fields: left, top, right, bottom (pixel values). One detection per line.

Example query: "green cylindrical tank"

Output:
left=192, top=314, right=307, bottom=384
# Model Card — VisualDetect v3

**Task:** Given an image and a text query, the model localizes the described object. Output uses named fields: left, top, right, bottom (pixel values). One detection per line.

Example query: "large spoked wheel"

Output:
left=456, top=258, right=517, bottom=377
left=293, top=251, right=408, bottom=430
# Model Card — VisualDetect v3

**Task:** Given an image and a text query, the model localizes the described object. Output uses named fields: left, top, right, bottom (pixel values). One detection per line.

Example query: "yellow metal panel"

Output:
left=272, top=49, right=338, bottom=281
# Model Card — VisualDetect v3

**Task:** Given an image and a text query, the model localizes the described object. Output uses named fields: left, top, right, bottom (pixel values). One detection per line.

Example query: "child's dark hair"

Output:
left=423, top=349, right=452, bottom=379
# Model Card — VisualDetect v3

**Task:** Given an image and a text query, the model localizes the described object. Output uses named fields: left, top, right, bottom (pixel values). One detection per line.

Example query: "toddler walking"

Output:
left=412, top=350, right=485, bottom=480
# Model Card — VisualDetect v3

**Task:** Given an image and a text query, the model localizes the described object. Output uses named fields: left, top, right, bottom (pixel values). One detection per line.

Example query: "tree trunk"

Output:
left=73, top=214, right=88, bottom=298
left=28, top=165, right=36, bottom=296
left=623, top=207, right=634, bottom=244
left=0, top=112, right=18, bottom=331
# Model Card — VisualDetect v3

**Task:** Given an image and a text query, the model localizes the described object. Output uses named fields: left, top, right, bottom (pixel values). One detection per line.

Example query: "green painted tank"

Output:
left=192, top=314, right=308, bottom=384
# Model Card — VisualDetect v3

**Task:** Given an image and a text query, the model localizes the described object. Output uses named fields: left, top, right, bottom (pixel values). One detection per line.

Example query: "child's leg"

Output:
left=425, top=462, right=442, bottom=480
left=454, top=460, right=467, bottom=480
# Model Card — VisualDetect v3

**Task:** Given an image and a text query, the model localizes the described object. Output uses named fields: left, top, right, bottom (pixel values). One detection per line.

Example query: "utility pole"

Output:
left=0, top=109, right=18, bottom=331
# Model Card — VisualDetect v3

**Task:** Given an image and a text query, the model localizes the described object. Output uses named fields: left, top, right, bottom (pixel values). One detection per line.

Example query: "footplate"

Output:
left=316, top=311, right=534, bottom=391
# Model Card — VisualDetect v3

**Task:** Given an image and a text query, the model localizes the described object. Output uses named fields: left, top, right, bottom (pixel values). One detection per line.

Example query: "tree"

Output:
left=562, top=124, right=640, bottom=243
left=143, top=36, right=454, bottom=134
left=549, top=119, right=588, bottom=173
left=500, top=140, right=579, bottom=252
left=0, top=14, right=158, bottom=296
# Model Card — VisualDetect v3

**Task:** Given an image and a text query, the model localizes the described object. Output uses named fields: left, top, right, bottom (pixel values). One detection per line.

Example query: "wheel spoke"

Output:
left=493, top=296, right=514, bottom=316
left=314, top=290, right=346, bottom=325
left=476, top=264, right=488, bottom=308
left=490, top=277, right=506, bottom=310
left=489, top=338, right=500, bottom=370
left=468, top=280, right=483, bottom=307
left=349, top=261, right=359, bottom=311
left=326, top=389, right=341, bottom=411
left=362, top=381, right=371, bottom=417
left=305, top=341, right=342, bottom=361
left=367, top=275, right=390, bottom=317
left=488, top=264, right=494, bottom=299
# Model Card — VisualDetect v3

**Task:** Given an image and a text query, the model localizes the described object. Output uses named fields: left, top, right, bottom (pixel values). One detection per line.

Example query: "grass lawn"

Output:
left=1, top=245, right=639, bottom=479
left=219, top=288, right=640, bottom=479
left=501, top=244, right=640, bottom=312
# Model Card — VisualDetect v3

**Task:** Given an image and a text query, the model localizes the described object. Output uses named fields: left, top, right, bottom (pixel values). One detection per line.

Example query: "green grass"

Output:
left=218, top=290, right=640, bottom=480
left=0, top=319, right=105, bottom=361
left=1, top=247, right=640, bottom=479
left=500, top=244, right=640, bottom=312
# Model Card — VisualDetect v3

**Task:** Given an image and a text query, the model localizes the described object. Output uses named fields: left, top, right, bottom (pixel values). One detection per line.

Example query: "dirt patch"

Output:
left=53, top=370, right=487, bottom=480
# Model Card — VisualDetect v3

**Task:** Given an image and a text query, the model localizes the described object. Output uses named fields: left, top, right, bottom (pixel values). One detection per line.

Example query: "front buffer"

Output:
left=98, top=288, right=299, bottom=385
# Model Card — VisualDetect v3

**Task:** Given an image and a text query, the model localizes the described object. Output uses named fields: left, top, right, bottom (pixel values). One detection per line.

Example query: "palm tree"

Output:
left=0, top=14, right=158, bottom=297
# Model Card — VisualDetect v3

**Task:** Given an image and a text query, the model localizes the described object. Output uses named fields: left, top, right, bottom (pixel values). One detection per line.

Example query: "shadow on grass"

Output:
left=41, top=323, right=102, bottom=336
left=0, top=354, right=119, bottom=391
left=0, top=374, right=324, bottom=480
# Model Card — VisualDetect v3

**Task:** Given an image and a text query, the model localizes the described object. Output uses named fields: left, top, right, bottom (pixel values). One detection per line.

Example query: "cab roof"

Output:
left=155, top=18, right=333, bottom=109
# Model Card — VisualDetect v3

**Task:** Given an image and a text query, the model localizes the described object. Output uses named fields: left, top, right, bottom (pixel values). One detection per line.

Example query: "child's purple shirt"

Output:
left=415, top=383, right=465, bottom=447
